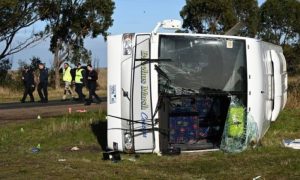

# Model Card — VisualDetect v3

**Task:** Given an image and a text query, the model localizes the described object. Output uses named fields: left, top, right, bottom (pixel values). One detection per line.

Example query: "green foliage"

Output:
left=0, top=1, right=45, bottom=88
left=38, top=0, right=115, bottom=64
left=68, top=46, right=92, bottom=65
left=259, top=0, right=300, bottom=45
left=258, top=0, right=300, bottom=74
left=180, top=0, right=299, bottom=74
left=0, top=109, right=300, bottom=179
left=11, top=56, right=43, bottom=90
left=180, top=0, right=235, bottom=34
left=0, top=59, right=12, bottom=85
left=233, top=0, right=259, bottom=37
left=48, top=68, right=57, bottom=88
left=180, top=0, right=259, bottom=37
left=283, top=44, right=300, bottom=74
left=29, top=56, right=42, bottom=71
left=0, top=0, right=44, bottom=61
left=1, top=68, right=23, bottom=91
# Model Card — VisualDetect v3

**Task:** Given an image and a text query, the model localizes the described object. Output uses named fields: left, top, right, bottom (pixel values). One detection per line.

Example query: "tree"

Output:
left=283, top=44, right=300, bottom=74
left=0, top=59, right=12, bottom=85
left=29, top=56, right=42, bottom=71
left=28, top=56, right=42, bottom=84
left=259, top=0, right=300, bottom=74
left=38, top=0, right=115, bottom=89
left=232, top=0, right=259, bottom=37
left=259, top=0, right=300, bottom=45
left=0, top=0, right=46, bottom=61
left=180, top=0, right=236, bottom=34
left=180, top=0, right=259, bottom=37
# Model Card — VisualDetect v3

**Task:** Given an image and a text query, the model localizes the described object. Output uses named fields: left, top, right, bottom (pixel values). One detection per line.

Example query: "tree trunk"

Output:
left=54, top=46, right=60, bottom=89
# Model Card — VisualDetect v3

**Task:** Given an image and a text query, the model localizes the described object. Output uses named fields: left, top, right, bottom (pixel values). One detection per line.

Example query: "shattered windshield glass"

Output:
left=158, top=35, right=247, bottom=95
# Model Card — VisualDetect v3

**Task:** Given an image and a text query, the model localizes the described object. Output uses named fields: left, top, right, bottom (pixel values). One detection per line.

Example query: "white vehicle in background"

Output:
left=106, top=20, right=288, bottom=154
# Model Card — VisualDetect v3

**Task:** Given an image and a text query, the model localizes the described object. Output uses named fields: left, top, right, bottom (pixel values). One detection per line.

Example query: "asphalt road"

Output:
left=0, top=97, right=107, bottom=110
left=0, top=97, right=107, bottom=124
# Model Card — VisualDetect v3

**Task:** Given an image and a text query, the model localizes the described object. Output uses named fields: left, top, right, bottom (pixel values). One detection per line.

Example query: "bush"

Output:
left=286, top=77, right=300, bottom=109
left=283, top=45, right=300, bottom=75
left=3, top=70, right=24, bottom=91
left=0, top=59, right=12, bottom=85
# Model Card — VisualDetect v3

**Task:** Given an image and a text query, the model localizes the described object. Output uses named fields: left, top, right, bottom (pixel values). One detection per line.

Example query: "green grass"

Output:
left=0, top=109, right=300, bottom=179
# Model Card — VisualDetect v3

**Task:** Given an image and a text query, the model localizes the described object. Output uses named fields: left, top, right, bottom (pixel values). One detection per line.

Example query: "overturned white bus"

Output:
left=107, top=25, right=287, bottom=154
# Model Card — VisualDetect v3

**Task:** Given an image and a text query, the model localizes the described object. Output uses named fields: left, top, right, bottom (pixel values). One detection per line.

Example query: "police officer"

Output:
left=85, top=64, right=101, bottom=105
left=74, top=62, right=85, bottom=102
left=37, top=63, right=48, bottom=103
left=62, top=62, right=74, bottom=101
left=20, top=66, right=35, bottom=103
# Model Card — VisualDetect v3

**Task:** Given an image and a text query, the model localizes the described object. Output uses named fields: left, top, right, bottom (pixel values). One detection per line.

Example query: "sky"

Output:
left=4, top=0, right=266, bottom=69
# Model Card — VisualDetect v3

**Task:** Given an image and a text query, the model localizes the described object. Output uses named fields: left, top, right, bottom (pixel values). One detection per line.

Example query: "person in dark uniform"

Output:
left=74, top=63, right=86, bottom=102
left=20, top=66, right=35, bottom=103
left=85, top=64, right=101, bottom=105
left=37, top=63, right=48, bottom=103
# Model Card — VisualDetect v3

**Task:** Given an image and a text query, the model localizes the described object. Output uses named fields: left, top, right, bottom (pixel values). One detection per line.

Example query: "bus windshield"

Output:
left=158, top=35, right=247, bottom=95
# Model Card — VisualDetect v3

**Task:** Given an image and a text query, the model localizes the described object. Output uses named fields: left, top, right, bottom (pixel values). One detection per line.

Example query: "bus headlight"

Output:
left=124, top=133, right=133, bottom=150
left=122, top=33, right=134, bottom=55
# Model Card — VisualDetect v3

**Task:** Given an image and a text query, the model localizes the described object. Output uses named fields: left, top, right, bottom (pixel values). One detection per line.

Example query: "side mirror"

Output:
left=152, top=19, right=182, bottom=34
left=161, top=20, right=182, bottom=30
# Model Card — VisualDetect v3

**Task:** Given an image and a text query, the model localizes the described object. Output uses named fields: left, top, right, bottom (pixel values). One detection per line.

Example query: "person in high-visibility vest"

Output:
left=74, top=62, right=86, bottom=102
left=62, top=63, right=74, bottom=101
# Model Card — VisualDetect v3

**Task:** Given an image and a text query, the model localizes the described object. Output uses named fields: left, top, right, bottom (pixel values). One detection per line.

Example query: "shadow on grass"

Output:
left=90, top=120, right=107, bottom=151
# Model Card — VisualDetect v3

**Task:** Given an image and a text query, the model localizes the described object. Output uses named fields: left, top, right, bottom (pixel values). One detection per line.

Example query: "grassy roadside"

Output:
left=0, top=74, right=299, bottom=179
left=0, top=108, right=300, bottom=179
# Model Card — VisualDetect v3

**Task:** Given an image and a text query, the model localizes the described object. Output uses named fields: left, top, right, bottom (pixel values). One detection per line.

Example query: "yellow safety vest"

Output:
left=75, top=68, right=84, bottom=84
left=63, top=66, right=72, bottom=82
left=228, top=106, right=245, bottom=138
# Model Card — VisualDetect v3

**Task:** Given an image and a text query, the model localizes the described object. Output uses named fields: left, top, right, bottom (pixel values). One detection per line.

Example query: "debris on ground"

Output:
left=282, top=139, right=300, bottom=149
left=31, top=144, right=41, bottom=153
left=81, top=158, right=91, bottom=163
left=163, top=147, right=181, bottom=156
left=71, top=146, right=80, bottom=151
left=31, top=147, right=40, bottom=153
left=253, top=175, right=262, bottom=180
left=76, top=109, right=87, bottom=113
left=127, top=157, right=136, bottom=162
left=127, top=155, right=140, bottom=162
left=58, top=159, right=66, bottom=162
left=102, top=151, right=121, bottom=163
left=220, top=96, right=259, bottom=153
